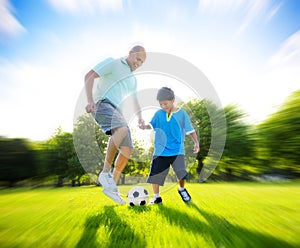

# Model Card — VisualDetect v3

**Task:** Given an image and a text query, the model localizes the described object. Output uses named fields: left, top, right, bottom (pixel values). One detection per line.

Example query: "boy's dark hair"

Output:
left=157, top=87, right=175, bottom=101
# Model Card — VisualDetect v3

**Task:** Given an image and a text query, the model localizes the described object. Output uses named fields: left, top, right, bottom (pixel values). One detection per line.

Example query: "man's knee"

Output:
left=113, top=126, right=128, bottom=136
left=120, top=146, right=134, bottom=157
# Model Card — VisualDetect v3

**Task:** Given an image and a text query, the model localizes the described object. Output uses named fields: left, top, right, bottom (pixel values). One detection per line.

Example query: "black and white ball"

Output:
left=127, top=186, right=149, bottom=206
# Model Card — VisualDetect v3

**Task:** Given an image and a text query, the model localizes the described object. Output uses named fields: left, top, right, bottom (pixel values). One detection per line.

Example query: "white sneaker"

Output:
left=102, top=188, right=126, bottom=205
left=98, top=172, right=117, bottom=191
left=98, top=173, right=125, bottom=204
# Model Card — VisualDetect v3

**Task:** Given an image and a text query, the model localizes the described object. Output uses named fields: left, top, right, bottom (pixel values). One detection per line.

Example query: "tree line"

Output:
left=1, top=90, right=299, bottom=187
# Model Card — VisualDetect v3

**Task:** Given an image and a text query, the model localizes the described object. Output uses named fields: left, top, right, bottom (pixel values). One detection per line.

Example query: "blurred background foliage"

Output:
left=0, top=90, right=299, bottom=187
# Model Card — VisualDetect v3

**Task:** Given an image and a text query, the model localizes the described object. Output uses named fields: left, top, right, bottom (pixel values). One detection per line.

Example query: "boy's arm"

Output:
left=189, top=131, right=200, bottom=153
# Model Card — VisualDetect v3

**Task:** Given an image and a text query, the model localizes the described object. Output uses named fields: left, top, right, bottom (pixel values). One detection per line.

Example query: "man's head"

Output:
left=126, top=45, right=146, bottom=71
left=157, top=87, right=175, bottom=113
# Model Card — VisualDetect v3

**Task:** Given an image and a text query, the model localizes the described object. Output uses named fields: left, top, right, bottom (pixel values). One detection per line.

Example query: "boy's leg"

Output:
left=147, top=157, right=171, bottom=186
left=150, top=184, right=163, bottom=204
left=147, top=157, right=172, bottom=205
left=172, top=156, right=192, bottom=203
left=178, top=179, right=192, bottom=203
left=178, top=186, right=192, bottom=203
left=152, top=183, right=160, bottom=194
left=179, top=179, right=185, bottom=188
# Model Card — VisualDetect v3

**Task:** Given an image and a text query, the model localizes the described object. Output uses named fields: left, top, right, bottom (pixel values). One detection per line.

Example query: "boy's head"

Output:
left=157, top=87, right=175, bottom=113
left=157, top=87, right=175, bottom=101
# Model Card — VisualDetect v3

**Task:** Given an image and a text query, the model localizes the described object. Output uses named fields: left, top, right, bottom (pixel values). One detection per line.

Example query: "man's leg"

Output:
left=98, top=126, right=128, bottom=204
left=113, top=146, right=133, bottom=183
left=102, top=126, right=128, bottom=173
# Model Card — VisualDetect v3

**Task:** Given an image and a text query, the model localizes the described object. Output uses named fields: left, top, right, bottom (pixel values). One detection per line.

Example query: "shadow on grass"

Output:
left=158, top=203, right=295, bottom=248
left=127, top=205, right=152, bottom=213
left=76, top=206, right=146, bottom=248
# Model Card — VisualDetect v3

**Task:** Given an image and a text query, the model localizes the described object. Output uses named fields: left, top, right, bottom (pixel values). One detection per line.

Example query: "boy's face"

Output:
left=159, top=99, right=175, bottom=113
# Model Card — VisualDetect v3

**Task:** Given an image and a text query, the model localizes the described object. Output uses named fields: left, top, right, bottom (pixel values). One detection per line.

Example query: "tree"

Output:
left=73, top=114, right=108, bottom=181
left=257, top=90, right=300, bottom=176
left=0, top=138, right=36, bottom=186
left=121, top=137, right=152, bottom=184
left=47, top=128, right=85, bottom=186
left=30, top=141, right=57, bottom=182
left=74, top=114, right=152, bottom=185
left=180, top=99, right=227, bottom=181
left=218, top=104, right=255, bottom=180
left=181, top=99, right=257, bottom=181
left=180, top=99, right=212, bottom=179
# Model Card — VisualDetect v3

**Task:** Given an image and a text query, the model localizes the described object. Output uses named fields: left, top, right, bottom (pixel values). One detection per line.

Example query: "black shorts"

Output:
left=147, top=155, right=188, bottom=186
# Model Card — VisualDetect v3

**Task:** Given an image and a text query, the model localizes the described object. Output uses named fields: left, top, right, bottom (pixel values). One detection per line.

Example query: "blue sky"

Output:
left=0, top=0, right=299, bottom=140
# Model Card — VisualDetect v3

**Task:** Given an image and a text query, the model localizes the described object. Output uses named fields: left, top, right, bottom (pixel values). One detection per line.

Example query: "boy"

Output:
left=140, top=87, right=199, bottom=204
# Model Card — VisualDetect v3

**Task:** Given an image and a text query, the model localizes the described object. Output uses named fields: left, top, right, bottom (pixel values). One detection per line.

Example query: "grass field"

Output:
left=0, top=181, right=299, bottom=248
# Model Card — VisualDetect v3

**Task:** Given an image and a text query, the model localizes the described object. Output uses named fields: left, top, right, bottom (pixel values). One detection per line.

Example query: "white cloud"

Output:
left=229, top=30, right=300, bottom=123
left=198, top=0, right=246, bottom=13
left=260, top=30, right=300, bottom=119
left=0, top=57, right=84, bottom=140
left=48, top=0, right=123, bottom=14
left=269, top=30, right=300, bottom=67
left=264, top=1, right=283, bottom=24
left=0, top=0, right=26, bottom=39
left=198, top=0, right=283, bottom=34
left=235, top=0, right=270, bottom=34
left=0, top=29, right=136, bottom=140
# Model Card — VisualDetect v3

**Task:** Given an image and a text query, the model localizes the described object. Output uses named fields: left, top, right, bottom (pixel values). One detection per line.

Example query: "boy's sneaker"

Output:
left=178, top=188, right=192, bottom=203
left=98, top=172, right=117, bottom=191
left=149, top=196, right=163, bottom=205
left=102, top=188, right=126, bottom=205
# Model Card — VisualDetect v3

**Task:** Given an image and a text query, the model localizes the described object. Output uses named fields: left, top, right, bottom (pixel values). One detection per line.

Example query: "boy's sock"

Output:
left=178, top=186, right=185, bottom=191
left=154, top=193, right=160, bottom=198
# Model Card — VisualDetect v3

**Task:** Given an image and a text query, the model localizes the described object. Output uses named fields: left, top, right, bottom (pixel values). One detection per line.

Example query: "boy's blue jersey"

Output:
left=149, top=109, right=195, bottom=156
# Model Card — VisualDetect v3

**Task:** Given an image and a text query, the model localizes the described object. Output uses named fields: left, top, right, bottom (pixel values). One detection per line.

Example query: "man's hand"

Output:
left=138, top=118, right=145, bottom=129
left=85, top=102, right=96, bottom=113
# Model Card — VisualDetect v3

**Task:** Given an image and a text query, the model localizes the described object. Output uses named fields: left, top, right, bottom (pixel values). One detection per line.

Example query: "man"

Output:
left=85, top=45, right=146, bottom=204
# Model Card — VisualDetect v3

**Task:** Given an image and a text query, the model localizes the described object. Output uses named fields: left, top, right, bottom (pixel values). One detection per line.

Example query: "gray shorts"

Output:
left=93, top=99, right=133, bottom=148
left=147, top=155, right=188, bottom=186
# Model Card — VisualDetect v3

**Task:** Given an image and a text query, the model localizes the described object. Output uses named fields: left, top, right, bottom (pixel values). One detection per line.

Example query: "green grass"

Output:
left=0, top=181, right=299, bottom=248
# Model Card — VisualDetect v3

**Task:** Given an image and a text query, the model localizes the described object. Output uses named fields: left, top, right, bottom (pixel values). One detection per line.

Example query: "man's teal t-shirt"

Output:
left=93, top=57, right=137, bottom=107
left=149, top=109, right=195, bottom=156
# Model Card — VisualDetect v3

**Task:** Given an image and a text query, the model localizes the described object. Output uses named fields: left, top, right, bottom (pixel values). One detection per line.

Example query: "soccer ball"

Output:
left=127, top=186, right=149, bottom=206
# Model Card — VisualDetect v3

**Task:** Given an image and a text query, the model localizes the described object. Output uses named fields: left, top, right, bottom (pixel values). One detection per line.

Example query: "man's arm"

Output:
left=132, top=95, right=145, bottom=128
left=84, top=69, right=99, bottom=113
